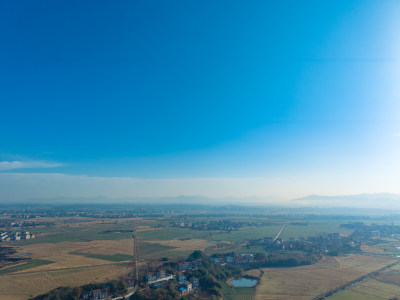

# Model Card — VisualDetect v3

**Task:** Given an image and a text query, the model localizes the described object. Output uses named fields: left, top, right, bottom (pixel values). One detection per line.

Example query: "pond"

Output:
left=17, top=253, right=30, bottom=257
left=229, top=278, right=257, bottom=288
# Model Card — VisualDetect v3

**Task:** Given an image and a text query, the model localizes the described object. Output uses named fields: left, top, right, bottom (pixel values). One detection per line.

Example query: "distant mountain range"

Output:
left=25, top=195, right=282, bottom=206
left=293, top=193, right=400, bottom=208
left=14, top=193, right=400, bottom=209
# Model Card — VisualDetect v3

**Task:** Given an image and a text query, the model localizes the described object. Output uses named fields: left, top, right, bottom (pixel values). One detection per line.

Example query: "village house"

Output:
left=190, top=277, right=200, bottom=289
left=179, top=286, right=189, bottom=296
left=225, top=256, right=233, bottom=262
left=124, top=277, right=135, bottom=288
left=92, top=288, right=108, bottom=299
left=156, top=269, right=166, bottom=278
left=145, top=272, right=158, bottom=282
left=184, top=281, right=192, bottom=292
left=178, top=272, right=186, bottom=284
left=81, top=291, right=91, bottom=299
left=178, top=261, right=192, bottom=270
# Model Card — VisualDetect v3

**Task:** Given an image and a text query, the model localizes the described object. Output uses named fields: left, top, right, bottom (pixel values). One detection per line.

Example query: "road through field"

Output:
left=255, top=255, right=397, bottom=300
left=273, top=223, right=287, bottom=241
left=316, top=261, right=399, bottom=299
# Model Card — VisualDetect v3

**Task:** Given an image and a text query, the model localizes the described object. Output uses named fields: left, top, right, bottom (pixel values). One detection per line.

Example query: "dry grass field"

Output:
left=244, top=269, right=262, bottom=278
left=329, top=262, right=400, bottom=299
left=329, top=277, right=400, bottom=300
left=0, top=238, right=137, bottom=299
left=360, top=244, right=388, bottom=254
left=0, top=263, right=132, bottom=300
left=10, top=239, right=135, bottom=272
left=0, top=227, right=214, bottom=298
left=255, top=254, right=396, bottom=300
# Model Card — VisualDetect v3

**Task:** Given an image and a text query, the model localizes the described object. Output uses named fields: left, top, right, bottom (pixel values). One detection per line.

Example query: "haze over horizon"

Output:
left=1, top=1, right=400, bottom=203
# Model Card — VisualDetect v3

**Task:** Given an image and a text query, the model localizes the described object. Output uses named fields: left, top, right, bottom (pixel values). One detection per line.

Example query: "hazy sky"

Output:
left=1, top=0, right=400, bottom=202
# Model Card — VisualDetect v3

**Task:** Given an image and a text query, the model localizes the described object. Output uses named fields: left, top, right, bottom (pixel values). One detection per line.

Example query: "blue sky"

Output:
left=1, top=0, right=399, bottom=201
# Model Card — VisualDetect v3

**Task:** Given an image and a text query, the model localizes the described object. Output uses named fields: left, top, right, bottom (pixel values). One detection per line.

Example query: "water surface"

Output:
left=229, top=278, right=257, bottom=288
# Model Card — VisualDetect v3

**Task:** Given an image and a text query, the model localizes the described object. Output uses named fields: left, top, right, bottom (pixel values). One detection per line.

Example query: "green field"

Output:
left=0, top=259, right=54, bottom=275
left=137, top=223, right=351, bottom=244
left=138, top=227, right=211, bottom=241
left=139, top=242, right=177, bottom=259
left=221, top=281, right=256, bottom=300
left=213, top=227, right=283, bottom=242
left=71, top=252, right=134, bottom=262
left=280, top=224, right=352, bottom=239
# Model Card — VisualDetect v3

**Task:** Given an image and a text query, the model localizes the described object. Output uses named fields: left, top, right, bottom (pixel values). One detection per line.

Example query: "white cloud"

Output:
left=0, top=161, right=64, bottom=171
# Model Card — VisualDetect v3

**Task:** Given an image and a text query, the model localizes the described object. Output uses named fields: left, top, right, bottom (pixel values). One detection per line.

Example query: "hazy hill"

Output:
left=294, top=193, right=400, bottom=208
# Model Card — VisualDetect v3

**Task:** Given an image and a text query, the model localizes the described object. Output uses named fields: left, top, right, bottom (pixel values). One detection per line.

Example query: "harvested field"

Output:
left=0, top=263, right=131, bottom=300
left=5, top=239, right=135, bottom=272
left=361, top=244, right=387, bottom=254
left=255, top=255, right=396, bottom=300
left=330, top=277, right=400, bottom=300
left=244, top=269, right=262, bottom=278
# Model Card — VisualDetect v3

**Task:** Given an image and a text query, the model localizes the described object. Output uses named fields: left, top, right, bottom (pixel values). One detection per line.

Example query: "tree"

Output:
left=189, top=250, right=203, bottom=260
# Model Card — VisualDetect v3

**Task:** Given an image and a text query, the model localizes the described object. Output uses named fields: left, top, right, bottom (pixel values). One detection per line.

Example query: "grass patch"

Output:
left=71, top=252, right=134, bottom=262
left=137, top=223, right=352, bottom=244
left=139, top=242, right=176, bottom=259
left=0, top=259, right=54, bottom=275
left=221, top=281, right=256, bottom=300
left=138, top=227, right=210, bottom=241
left=116, top=262, right=132, bottom=267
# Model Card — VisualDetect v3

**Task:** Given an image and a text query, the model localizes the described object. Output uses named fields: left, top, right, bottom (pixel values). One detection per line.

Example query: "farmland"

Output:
left=0, top=260, right=54, bottom=275
left=0, top=264, right=132, bottom=300
left=329, top=263, right=400, bottom=300
left=1, top=204, right=400, bottom=299
left=255, top=255, right=397, bottom=299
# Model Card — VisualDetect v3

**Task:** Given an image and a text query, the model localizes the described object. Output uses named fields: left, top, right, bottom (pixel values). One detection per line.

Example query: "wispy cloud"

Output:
left=0, top=161, right=64, bottom=171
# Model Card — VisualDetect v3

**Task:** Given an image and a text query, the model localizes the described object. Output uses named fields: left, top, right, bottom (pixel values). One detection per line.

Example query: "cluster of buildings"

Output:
left=248, top=233, right=359, bottom=254
left=145, top=262, right=201, bottom=296
left=176, top=273, right=199, bottom=296
left=0, top=230, right=35, bottom=242
left=81, top=287, right=110, bottom=300
left=174, top=220, right=241, bottom=231
left=212, top=253, right=254, bottom=265
left=177, top=259, right=202, bottom=271
left=342, top=222, right=400, bottom=239
left=145, top=269, right=173, bottom=287
left=80, top=278, right=134, bottom=300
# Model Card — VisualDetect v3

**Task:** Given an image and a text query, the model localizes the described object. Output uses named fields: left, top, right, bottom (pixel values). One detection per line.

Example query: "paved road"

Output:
left=273, top=223, right=287, bottom=241
left=112, top=285, right=137, bottom=300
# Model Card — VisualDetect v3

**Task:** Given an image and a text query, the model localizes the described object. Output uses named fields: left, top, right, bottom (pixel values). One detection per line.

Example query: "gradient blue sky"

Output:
left=1, top=0, right=399, bottom=201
